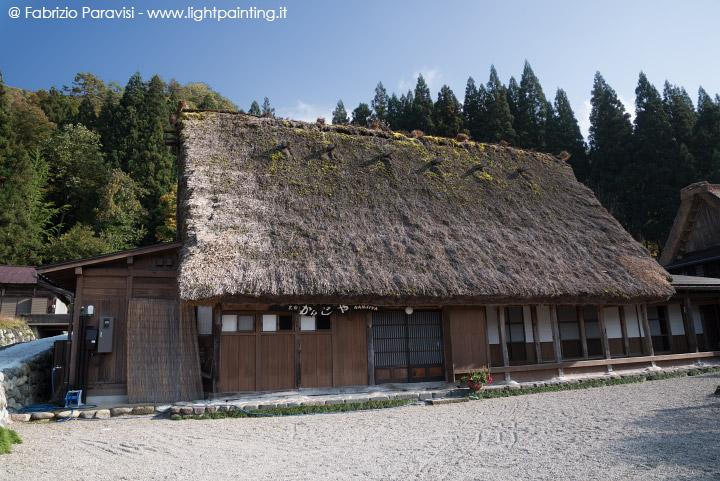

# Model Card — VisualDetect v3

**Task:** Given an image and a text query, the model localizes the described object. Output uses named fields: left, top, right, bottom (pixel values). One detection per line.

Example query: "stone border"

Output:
left=9, top=363, right=719, bottom=423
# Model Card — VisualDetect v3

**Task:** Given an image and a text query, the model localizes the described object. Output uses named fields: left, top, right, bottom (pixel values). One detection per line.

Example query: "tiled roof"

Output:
left=0, top=265, right=36, bottom=284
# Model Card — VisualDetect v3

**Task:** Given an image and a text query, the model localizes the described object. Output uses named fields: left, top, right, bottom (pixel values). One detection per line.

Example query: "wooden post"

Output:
left=68, top=267, right=83, bottom=388
left=597, top=306, right=611, bottom=360
left=549, top=305, right=563, bottom=376
left=483, top=307, right=492, bottom=368
left=331, top=313, right=339, bottom=387
left=577, top=306, right=588, bottom=359
left=619, top=306, right=630, bottom=357
left=441, top=309, right=454, bottom=382
left=639, top=304, right=654, bottom=357
left=212, top=304, right=222, bottom=393
left=530, top=305, right=542, bottom=364
left=366, top=313, right=375, bottom=385
left=663, top=305, right=675, bottom=354
left=498, top=306, right=510, bottom=367
left=682, top=298, right=699, bottom=353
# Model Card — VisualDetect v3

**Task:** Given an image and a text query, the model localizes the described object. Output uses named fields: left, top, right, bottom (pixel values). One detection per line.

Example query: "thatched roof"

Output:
left=660, top=181, right=720, bottom=267
left=177, top=112, right=673, bottom=305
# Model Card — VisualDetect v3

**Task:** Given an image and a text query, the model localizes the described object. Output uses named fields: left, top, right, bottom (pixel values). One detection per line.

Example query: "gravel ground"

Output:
left=2, top=373, right=719, bottom=480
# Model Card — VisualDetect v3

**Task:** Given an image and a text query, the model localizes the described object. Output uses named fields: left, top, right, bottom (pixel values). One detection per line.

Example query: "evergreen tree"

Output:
left=545, top=88, right=588, bottom=181
left=371, top=82, right=389, bottom=122
left=411, top=74, right=434, bottom=133
left=96, top=89, right=122, bottom=168
left=0, top=71, right=47, bottom=264
left=587, top=72, right=634, bottom=222
left=400, top=91, right=414, bottom=131
left=75, top=96, right=97, bottom=130
left=351, top=103, right=372, bottom=127
left=116, top=72, right=146, bottom=173
left=630, top=72, right=694, bottom=247
left=248, top=100, right=261, bottom=116
left=692, top=87, right=720, bottom=179
left=515, top=61, right=548, bottom=149
left=432, top=85, right=463, bottom=138
left=662, top=82, right=696, bottom=149
left=386, top=94, right=403, bottom=131
left=261, top=97, right=275, bottom=118
left=506, top=77, right=521, bottom=142
left=38, top=87, right=78, bottom=126
left=331, top=100, right=349, bottom=125
left=463, top=77, right=484, bottom=141
left=483, top=66, right=516, bottom=144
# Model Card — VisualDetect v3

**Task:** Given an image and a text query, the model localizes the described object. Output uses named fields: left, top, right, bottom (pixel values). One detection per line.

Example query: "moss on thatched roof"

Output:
left=177, top=112, right=673, bottom=305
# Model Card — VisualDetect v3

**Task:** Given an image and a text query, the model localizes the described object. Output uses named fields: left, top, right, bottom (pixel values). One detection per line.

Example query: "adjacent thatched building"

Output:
left=37, top=112, right=719, bottom=403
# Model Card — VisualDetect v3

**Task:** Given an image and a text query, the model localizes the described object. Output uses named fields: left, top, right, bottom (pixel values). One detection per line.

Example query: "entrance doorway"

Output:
left=372, top=310, right=445, bottom=383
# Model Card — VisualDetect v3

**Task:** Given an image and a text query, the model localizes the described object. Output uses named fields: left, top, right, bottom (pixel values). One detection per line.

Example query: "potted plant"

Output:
left=460, top=367, right=492, bottom=393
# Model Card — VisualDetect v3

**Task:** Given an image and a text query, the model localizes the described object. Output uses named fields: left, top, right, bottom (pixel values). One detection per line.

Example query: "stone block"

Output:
left=54, top=410, right=73, bottom=419
left=10, top=413, right=31, bottom=422
left=179, top=407, right=194, bottom=416
left=132, top=406, right=155, bottom=415
left=432, top=391, right=450, bottom=398
left=31, top=412, right=54, bottom=420
left=418, top=393, right=433, bottom=401
left=396, top=393, right=419, bottom=400
left=348, top=397, right=369, bottom=404
left=111, top=407, right=133, bottom=417
left=78, top=410, right=96, bottom=419
left=370, top=395, right=389, bottom=402
left=205, top=406, right=219, bottom=413
left=285, top=402, right=301, bottom=408
left=94, top=409, right=111, bottom=419
left=217, top=405, right=229, bottom=412
left=300, top=400, right=324, bottom=406
left=325, top=399, right=343, bottom=405
left=192, top=407, right=206, bottom=415
left=258, top=404, right=276, bottom=410
left=170, top=406, right=182, bottom=415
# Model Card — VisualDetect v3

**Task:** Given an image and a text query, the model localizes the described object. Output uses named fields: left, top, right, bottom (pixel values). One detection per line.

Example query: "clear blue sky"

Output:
left=2, top=0, right=719, bottom=139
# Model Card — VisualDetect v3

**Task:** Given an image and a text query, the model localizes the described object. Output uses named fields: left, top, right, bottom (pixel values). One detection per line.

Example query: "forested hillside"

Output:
left=1, top=63, right=719, bottom=266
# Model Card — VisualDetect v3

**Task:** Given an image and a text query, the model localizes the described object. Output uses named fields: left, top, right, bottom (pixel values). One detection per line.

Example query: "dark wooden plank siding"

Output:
left=334, top=311, right=368, bottom=386
left=132, top=277, right=178, bottom=299
left=221, top=335, right=256, bottom=392
left=85, top=297, right=127, bottom=386
left=300, top=333, right=333, bottom=387
left=259, top=334, right=295, bottom=390
left=446, top=307, right=488, bottom=373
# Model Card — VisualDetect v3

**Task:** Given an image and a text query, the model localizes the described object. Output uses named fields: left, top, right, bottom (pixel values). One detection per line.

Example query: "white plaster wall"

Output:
left=522, top=306, right=534, bottom=342
left=692, top=304, right=704, bottom=334
left=487, top=306, right=499, bottom=344
left=603, top=307, right=622, bottom=339
left=537, top=305, right=553, bottom=342
left=667, top=304, right=685, bottom=335
left=625, top=305, right=643, bottom=337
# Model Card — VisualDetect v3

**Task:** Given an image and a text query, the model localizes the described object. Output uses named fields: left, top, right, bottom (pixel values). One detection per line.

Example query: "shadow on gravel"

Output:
left=611, top=375, right=720, bottom=478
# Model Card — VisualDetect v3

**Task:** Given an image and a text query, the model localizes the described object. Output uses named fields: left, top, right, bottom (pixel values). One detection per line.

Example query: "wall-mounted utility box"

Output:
left=98, top=316, right=114, bottom=353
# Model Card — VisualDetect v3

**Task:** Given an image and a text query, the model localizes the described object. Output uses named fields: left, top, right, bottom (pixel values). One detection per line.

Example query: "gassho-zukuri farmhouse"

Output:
left=37, top=112, right=720, bottom=404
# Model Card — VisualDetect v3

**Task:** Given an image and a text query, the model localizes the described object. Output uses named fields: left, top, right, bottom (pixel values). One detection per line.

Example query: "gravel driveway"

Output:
left=2, top=373, right=719, bottom=480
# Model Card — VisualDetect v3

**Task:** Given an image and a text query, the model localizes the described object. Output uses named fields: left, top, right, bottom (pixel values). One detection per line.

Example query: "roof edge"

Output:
left=37, top=242, right=181, bottom=274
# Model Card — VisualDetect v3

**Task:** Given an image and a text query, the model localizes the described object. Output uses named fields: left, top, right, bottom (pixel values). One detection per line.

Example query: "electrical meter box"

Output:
left=98, top=316, right=114, bottom=353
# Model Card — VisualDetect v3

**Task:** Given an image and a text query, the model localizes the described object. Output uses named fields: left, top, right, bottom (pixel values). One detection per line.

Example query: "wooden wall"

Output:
left=218, top=309, right=367, bottom=393
left=75, top=247, right=179, bottom=397
left=445, top=307, right=489, bottom=377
